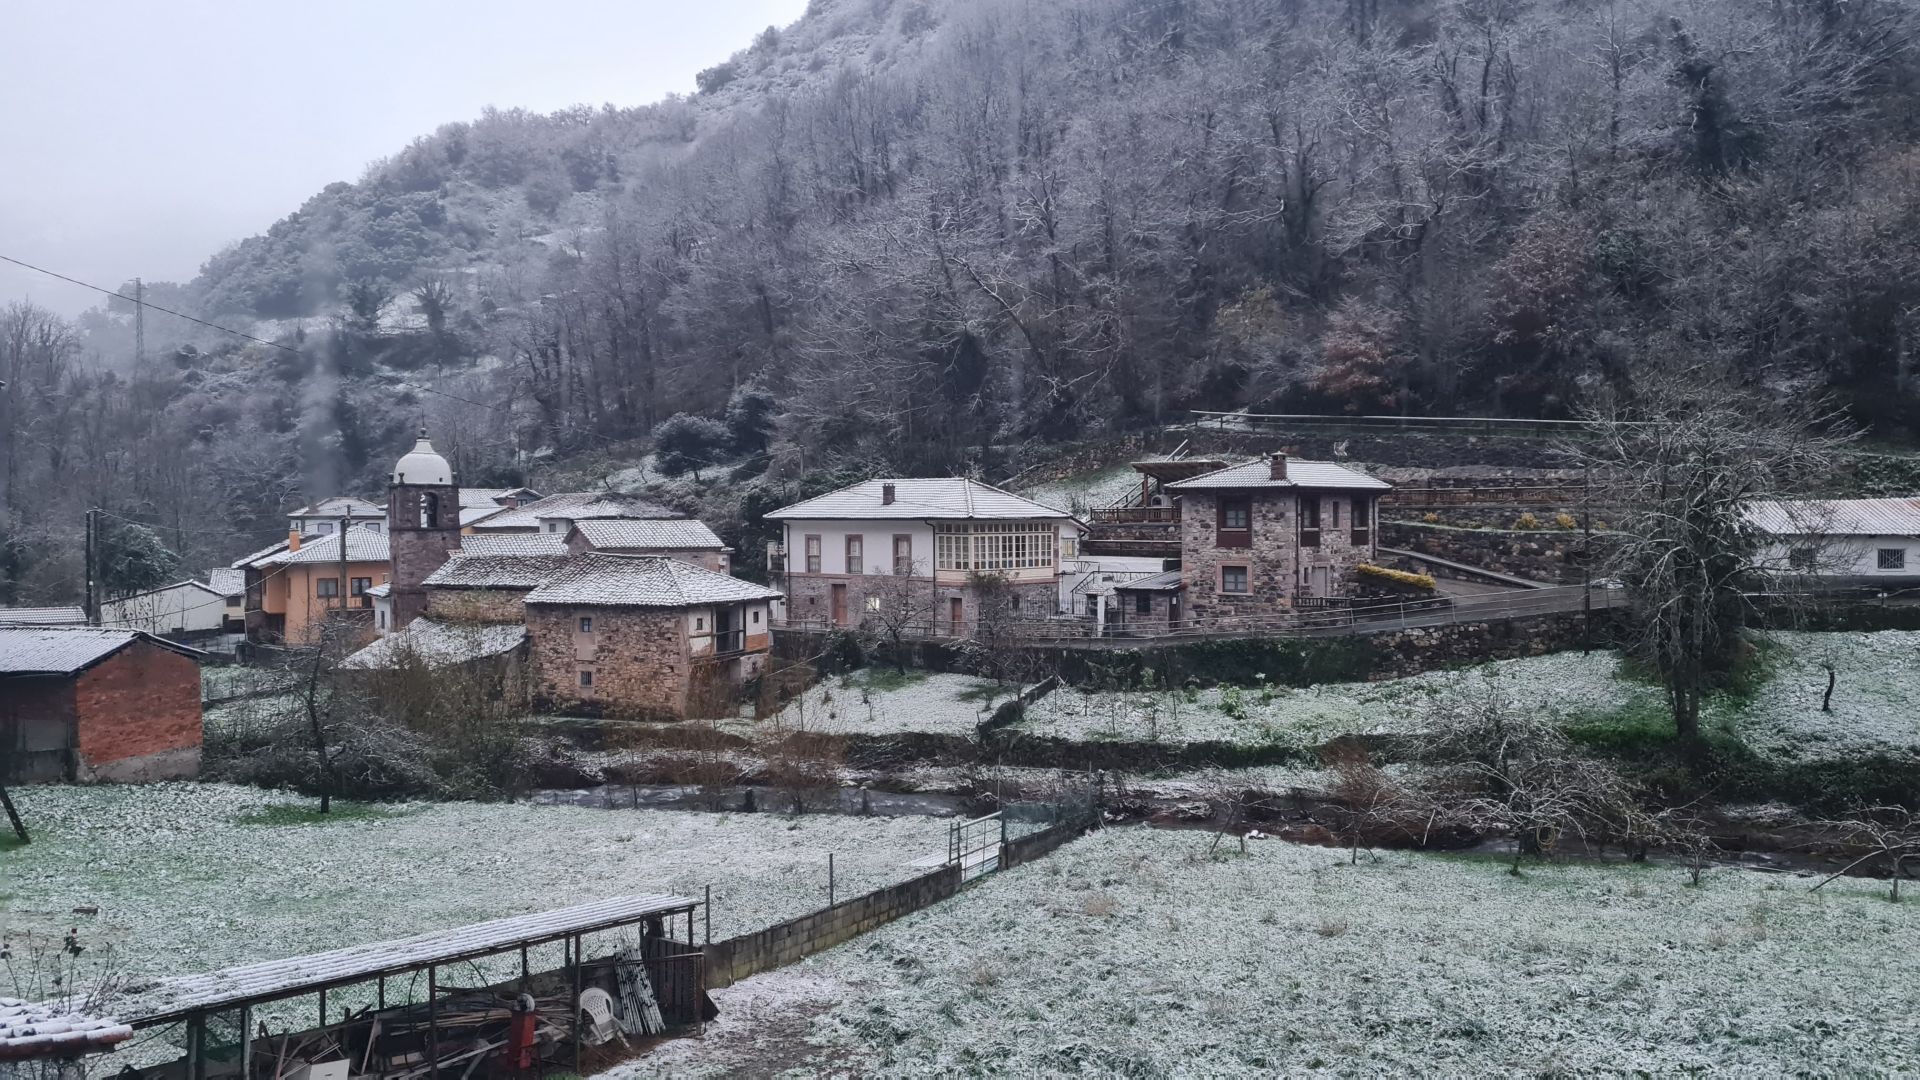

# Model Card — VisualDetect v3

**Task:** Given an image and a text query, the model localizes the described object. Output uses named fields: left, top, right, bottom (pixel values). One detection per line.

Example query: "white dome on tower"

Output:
left=392, top=429, right=453, bottom=486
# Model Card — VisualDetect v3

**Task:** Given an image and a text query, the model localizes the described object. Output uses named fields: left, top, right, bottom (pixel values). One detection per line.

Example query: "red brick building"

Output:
left=0, top=626, right=205, bottom=783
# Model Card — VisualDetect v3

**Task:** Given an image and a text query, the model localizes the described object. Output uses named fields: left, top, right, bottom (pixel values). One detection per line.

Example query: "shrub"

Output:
left=1355, top=564, right=1437, bottom=591
left=1515, top=512, right=1542, bottom=529
left=1554, top=512, right=1578, bottom=529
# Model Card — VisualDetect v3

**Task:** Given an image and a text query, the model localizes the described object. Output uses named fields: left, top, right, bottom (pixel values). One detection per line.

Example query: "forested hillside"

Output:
left=4, top=0, right=1918, bottom=601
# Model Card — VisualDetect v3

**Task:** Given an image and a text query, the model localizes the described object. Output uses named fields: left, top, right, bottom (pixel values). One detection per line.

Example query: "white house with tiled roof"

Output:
left=765, top=478, right=1084, bottom=635
left=1746, top=497, right=1920, bottom=586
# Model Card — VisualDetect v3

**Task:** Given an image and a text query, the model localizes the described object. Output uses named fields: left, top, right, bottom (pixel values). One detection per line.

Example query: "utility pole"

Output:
left=84, top=507, right=99, bottom=625
left=133, top=277, right=145, bottom=366
left=1581, top=462, right=1592, bottom=655
left=338, top=514, right=351, bottom=621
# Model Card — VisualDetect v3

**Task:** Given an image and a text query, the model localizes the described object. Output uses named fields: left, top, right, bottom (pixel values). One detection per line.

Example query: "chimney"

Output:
left=881, top=482, right=896, bottom=505
left=1269, top=452, right=1288, bottom=481
left=503, top=495, right=519, bottom=510
left=287, top=529, right=302, bottom=553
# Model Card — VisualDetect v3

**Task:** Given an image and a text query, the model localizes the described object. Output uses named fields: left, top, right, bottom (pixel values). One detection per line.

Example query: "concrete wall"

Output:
left=72, top=642, right=202, bottom=781
left=101, top=584, right=228, bottom=636
left=1758, top=535, right=1920, bottom=582
left=703, top=863, right=963, bottom=989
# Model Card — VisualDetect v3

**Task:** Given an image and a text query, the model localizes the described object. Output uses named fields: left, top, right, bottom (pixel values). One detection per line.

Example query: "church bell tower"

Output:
left=387, top=429, right=462, bottom=630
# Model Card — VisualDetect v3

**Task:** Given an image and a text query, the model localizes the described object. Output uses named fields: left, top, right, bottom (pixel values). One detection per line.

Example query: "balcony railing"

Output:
left=1089, top=505, right=1180, bottom=524
left=711, top=629, right=746, bottom=656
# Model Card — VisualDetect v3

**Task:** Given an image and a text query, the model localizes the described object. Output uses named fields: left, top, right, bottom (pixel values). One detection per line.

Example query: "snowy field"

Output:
left=1017, top=650, right=1638, bottom=749
left=745, top=670, right=1014, bottom=738
left=621, top=827, right=1920, bottom=1076
left=1015, top=462, right=1146, bottom=516
left=3, top=784, right=949, bottom=1027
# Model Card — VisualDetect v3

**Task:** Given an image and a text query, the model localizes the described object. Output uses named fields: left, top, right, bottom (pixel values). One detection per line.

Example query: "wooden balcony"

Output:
left=1089, top=505, right=1179, bottom=525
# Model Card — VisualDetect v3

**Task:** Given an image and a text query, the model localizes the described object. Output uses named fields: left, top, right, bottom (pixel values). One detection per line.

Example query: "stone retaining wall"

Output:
left=703, top=863, right=963, bottom=988
left=1382, top=521, right=1595, bottom=585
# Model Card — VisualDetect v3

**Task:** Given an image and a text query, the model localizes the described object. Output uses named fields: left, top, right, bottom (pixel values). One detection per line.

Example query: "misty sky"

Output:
left=0, top=0, right=807, bottom=315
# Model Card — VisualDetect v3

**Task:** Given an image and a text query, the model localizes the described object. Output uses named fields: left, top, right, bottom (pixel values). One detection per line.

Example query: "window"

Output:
left=866, top=596, right=883, bottom=612
left=1134, top=592, right=1152, bottom=615
left=378, top=611, right=386, bottom=629
left=1300, top=498, right=1322, bottom=549
left=578, top=670, right=594, bottom=688
left=546, top=521, right=561, bottom=533
left=578, top=616, right=594, bottom=633
left=420, top=492, right=439, bottom=529
left=1217, top=497, right=1251, bottom=549
left=1879, top=548, right=1907, bottom=571
left=1060, top=533, right=1079, bottom=560
left=805, top=535, right=822, bottom=574
left=1789, top=547, right=1817, bottom=571
left=362, top=521, right=382, bottom=532
left=933, top=523, right=1058, bottom=572
left=846, top=534, right=864, bottom=575
left=1331, top=501, right=1342, bottom=529
left=1351, top=498, right=1371, bottom=547
left=1010, top=594, right=1020, bottom=612
left=315, top=577, right=340, bottom=598
left=314, top=521, right=334, bottom=534
left=695, top=616, right=705, bottom=631
left=753, top=610, right=761, bottom=624
left=1220, top=566, right=1250, bottom=594
left=351, top=577, right=372, bottom=597
left=893, top=534, right=913, bottom=575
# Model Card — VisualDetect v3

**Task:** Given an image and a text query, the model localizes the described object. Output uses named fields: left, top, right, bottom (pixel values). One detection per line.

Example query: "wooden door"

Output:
left=949, top=596, right=964, bottom=636
left=1168, top=593, right=1181, bottom=630
left=830, top=583, right=848, bottom=626
left=1309, top=565, right=1331, bottom=597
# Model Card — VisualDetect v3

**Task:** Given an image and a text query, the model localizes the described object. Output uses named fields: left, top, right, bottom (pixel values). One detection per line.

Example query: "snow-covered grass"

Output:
left=740, top=670, right=1016, bottom=738
left=3, top=784, right=949, bottom=1030
left=1019, top=651, right=1639, bottom=750
left=1724, top=630, right=1920, bottom=760
left=645, top=827, right=1919, bottom=1076
left=1015, top=462, right=1148, bottom=516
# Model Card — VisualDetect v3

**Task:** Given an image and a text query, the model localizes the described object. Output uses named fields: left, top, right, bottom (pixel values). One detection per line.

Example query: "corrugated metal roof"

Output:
left=257, top=532, right=392, bottom=566
left=460, top=533, right=571, bottom=557
left=0, top=606, right=88, bottom=626
left=766, top=478, right=1075, bottom=521
left=206, top=568, right=246, bottom=597
left=422, top=553, right=571, bottom=589
left=1114, top=569, right=1186, bottom=592
left=572, top=519, right=726, bottom=551
left=341, top=619, right=527, bottom=669
left=1745, top=498, right=1920, bottom=537
left=1165, top=458, right=1391, bottom=491
left=129, top=894, right=698, bottom=1026
left=473, top=491, right=680, bottom=531
left=0, top=997, right=133, bottom=1060
left=524, top=553, right=782, bottom=608
left=0, top=626, right=204, bottom=675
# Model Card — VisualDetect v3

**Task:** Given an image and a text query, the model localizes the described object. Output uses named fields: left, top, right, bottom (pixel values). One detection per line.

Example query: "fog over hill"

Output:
left=3, top=0, right=1918, bottom=603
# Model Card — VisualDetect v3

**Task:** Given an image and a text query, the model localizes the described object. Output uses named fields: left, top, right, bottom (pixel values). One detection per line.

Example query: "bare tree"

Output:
left=1814, top=806, right=1920, bottom=902
left=1564, top=372, right=1855, bottom=739
left=857, top=559, right=939, bottom=673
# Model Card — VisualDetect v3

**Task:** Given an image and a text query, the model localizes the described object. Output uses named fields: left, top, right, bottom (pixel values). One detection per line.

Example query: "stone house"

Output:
left=1164, top=454, right=1391, bottom=625
left=765, top=478, right=1084, bottom=636
left=522, top=553, right=782, bottom=719
left=0, top=626, right=204, bottom=783
left=565, top=518, right=733, bottom=573
left=1108, top=569, right=1185, bottom=634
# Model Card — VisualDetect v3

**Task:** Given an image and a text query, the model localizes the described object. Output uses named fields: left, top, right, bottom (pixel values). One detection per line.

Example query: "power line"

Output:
left=0, top=252, right=511, bottom=414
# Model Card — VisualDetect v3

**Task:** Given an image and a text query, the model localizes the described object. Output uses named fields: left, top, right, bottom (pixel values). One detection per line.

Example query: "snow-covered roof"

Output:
left=364, top=582, right=391, bottom=598
left=0, top=606, right=88, bottom=626
left=459, top=486, right=542, bottom=509
left=103, top=580, right=223, bottom=604
left=422, top=553, right=572, bottom=589
left=1746, top=498, right=1920, bottom=537
left=341, top=618, right=528, bottom=670
left=460, top=533, right=571, bottom=557
left=0, top=626, right=205, bottom=675
left=130, top=894, right=697, bottom=1026
left=257, top=532, right=391, bottom=566
left=392, top=432, right=453, bottom=486
left=571, top=518, right=726, bottom=551
left=287, top=496, right=384, bottom=520
left=1166, top=458, right=1391, bottom=492
left=0, top=997, right=133, bottom=1061
left=207, top=568, right=246, bottom=597
left=766, top=478, right=1076, bottom=521
left=472, top=491, right=680, bottom=531
left=524, top=553, right=782, bottom=608
left=460, top=505, right=508, bottom=527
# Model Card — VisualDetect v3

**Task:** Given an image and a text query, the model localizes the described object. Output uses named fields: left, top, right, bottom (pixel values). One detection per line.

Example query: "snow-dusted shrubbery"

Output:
left=664, top=828, right=1919, bottom=1075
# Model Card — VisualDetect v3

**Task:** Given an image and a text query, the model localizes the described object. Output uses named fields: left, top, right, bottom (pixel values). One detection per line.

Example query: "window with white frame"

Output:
left=934, top=523, right=1057, bottom=572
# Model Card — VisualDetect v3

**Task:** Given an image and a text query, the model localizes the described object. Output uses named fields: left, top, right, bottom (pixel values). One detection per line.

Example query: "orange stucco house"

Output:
left=239, top=530, right=391, bottom=646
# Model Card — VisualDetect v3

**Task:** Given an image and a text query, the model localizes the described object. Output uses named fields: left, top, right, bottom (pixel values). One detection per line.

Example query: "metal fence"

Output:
left=778, top=585, right=1619, bottom=644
